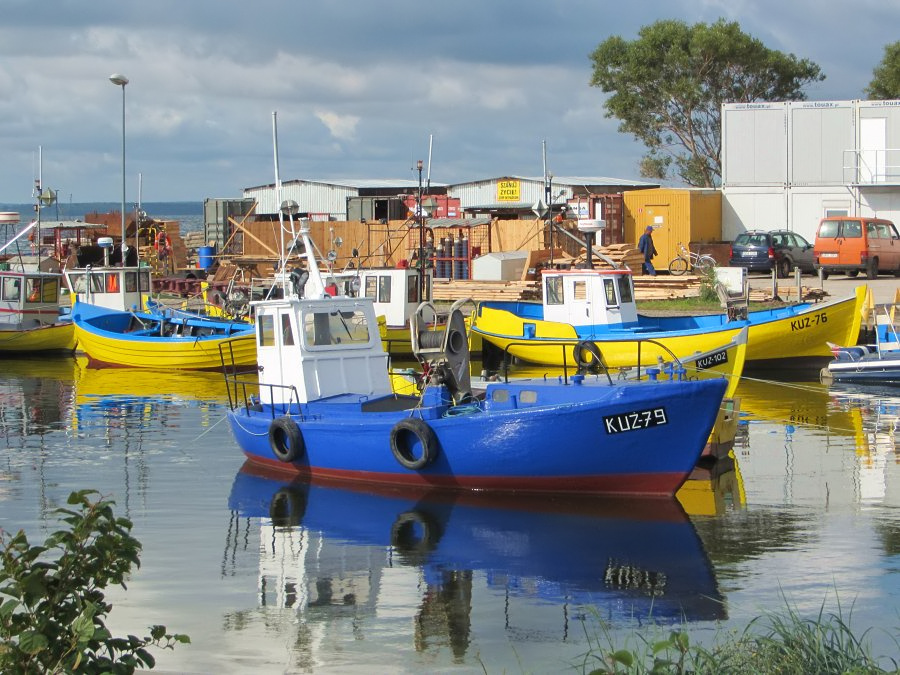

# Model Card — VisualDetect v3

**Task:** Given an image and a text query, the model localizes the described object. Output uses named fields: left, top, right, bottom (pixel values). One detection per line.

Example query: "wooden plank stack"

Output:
left=576, top=243, right=645, bottom=271
left=432, top=279, right=541, bottom=302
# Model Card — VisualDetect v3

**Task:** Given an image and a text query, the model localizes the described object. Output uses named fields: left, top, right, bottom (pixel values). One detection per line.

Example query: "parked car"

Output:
left=813, top=216, right=900, bottom=279
left=728, top=230, right=817, bottom=277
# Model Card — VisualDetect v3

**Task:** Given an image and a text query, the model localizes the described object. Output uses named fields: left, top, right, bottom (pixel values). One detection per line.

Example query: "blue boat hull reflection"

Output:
left=228, top=463, right=725, bottom=624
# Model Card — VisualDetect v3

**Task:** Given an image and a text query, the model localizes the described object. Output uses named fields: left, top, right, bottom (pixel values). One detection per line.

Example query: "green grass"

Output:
left=636, top=297, right=785, bottom=312
left=577, top=596, right=899, bottom=675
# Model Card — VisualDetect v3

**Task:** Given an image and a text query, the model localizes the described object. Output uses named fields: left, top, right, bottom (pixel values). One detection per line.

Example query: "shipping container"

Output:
left=623, top=188, right=722, bottom=268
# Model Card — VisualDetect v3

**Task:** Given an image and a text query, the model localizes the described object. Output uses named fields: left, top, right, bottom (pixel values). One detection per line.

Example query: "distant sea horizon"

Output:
left=0, top=201, right=203, bottom=220
left=0, top=202, right=205, bottom=243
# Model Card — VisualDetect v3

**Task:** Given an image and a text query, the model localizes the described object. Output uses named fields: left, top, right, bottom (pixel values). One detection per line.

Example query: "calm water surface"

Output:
left=0, top=357, right=898, bottom=673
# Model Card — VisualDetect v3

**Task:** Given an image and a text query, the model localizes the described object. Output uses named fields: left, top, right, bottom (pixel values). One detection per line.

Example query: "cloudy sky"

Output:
left=1, top=0, right=897, bottom=204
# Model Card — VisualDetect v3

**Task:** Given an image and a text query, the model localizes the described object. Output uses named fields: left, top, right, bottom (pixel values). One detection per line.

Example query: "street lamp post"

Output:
left=109, top=73, right=128, bottom=265
left=545, top=172, right=554, bottom=267
left=416, top=159, right=425, bottom=301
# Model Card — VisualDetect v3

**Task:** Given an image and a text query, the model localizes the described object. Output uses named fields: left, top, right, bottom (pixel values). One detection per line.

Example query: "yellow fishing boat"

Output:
left=66, top=256, right=256, bottom=371
left=0, top=269, right=75, bottom=354
left=472, top=268, right=865, bottom=369
left=494, top=326, right=748, bottom=399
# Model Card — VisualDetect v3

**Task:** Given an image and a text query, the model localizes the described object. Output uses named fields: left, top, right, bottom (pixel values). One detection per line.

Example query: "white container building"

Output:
left=721, top=99, right=900, bottom=242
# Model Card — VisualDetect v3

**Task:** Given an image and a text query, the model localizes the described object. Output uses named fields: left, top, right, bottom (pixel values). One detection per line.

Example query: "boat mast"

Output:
left=270, top=111, right=325, bottom=300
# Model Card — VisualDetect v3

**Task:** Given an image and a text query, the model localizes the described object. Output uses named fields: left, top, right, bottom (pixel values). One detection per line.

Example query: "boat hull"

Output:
left=72, top=302, right=257, bottom=370
left=0, top=322, right=76, bottom=354
left=826, top=355, right=900, bottom=384
left=472, top=286, right=866, bottom=368
left=226, top=377, right=728, bottom=497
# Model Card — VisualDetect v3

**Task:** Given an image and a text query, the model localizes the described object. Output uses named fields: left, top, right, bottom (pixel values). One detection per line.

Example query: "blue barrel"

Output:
left=198, top=245, right=216, bottom=269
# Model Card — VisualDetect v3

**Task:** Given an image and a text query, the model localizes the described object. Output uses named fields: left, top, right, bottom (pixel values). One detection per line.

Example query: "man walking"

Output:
left=638, top=225, right=658, bottom=276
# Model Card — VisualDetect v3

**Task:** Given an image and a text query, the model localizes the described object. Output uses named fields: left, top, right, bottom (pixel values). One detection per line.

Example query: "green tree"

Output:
left=589, top=19, right=824, bottom=187
left=866, top=41, right=900, bottom=99
left=0, top=490, right=189, bottom=673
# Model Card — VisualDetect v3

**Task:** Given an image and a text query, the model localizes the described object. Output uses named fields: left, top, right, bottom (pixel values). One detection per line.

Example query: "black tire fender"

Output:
left=573, top=340, right=604, bottom=371
left=390, top=418, right=438, bottom=470
left=268, top=416, right=304, bottom=463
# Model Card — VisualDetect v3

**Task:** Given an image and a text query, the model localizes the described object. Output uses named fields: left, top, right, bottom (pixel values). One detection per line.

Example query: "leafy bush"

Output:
left=0, top=489, right=189, bottom=673
left=698, top=265, right=720, bottom=303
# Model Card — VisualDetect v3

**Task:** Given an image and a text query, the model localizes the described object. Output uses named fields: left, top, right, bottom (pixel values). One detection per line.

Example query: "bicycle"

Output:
left=667, top=242, right=717, bottom=275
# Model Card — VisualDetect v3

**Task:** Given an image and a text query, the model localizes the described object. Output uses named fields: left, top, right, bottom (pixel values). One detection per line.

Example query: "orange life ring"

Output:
left=154, top=231, right=170, bottom=251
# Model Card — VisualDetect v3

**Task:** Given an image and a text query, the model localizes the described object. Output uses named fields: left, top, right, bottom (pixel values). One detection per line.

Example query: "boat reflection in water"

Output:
left=226, top=463, right=725, bottom=657
left=732, top=376, right=898, bottom=504
left=0, top=356, right=78, bottom=442
left=734, top=376, right=898, bottom=452
left=71, top=355, right=239, bottom=432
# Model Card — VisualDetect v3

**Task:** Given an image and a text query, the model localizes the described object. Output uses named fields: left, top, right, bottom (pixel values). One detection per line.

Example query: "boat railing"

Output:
left=498, top=336, right=687, bottom=385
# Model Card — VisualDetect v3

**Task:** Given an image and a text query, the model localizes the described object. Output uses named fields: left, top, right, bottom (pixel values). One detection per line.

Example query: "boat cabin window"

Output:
left=303, top=309, right=371, bottom=346
left=604, top=278, right=618, bottom=307
left=25, top=278, right=57, bottom=303
left=378, top=276, right=391, bottom=303
left=281, top=313, right=295, bottom=346
left=257, top=314, right=275, bottom=347
left=105, top=273, right=120, bottom=293
left=124, top=271, right=138, bottom=293
left=364, top=276, right=378, bottom=300
left=573, top=280, right=587, bottom=300
left=363, top=275, right=394, bottom=303
left=2, top=277, right=21, bottom=301
left=406, top=274, right=419, bottom=303
left=545, top=276, right=563, bottom=305
left=617, top=275, right=633, bottom=303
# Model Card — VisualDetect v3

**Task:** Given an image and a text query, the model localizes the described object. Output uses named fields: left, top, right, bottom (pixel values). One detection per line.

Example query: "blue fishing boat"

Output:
left=227, top=464, right=726, bottom=622
left=824, top=305, right=900, bottom=385
left=223, top=216, right=728, bottom=498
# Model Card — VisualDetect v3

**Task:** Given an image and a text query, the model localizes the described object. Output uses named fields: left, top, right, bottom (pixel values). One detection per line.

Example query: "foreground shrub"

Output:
left=0, top=489, right=189, bottom=673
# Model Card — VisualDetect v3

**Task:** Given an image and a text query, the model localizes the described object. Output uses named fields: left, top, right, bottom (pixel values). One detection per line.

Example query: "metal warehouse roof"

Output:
left=462, top=176, right=659, bottom=188
left=244, top=178, right=448, bottom=191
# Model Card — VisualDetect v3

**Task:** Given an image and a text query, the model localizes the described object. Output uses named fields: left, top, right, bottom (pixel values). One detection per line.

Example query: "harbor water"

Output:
left=0, top=355, right=897, bottom=673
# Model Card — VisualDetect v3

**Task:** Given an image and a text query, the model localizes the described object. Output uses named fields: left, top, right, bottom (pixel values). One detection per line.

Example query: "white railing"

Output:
left=843, top=148, right=900, bottom=184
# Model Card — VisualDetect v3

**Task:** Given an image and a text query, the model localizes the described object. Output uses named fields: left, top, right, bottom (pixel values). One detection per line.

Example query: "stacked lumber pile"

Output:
left=432, top=279, right=540, bottom=302
left=574, top=243, right=645, bottom=271
left=632, top=275, right=702, bottom=300
left=431, top=276, right=705, bottom=302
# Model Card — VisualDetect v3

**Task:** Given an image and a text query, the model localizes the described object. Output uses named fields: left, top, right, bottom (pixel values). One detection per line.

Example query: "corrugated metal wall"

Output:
left=243, top=180, right=357, bottom=219
left=448, top=177, right=571, bottom=207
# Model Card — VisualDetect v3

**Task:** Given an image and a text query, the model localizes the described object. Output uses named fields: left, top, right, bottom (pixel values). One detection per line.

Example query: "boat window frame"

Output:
left=545, top=276, right=563, bottom=305
left=364, top=276, right=378, bottom=300
left=280, top=312, right=295, bottom=346
left=573, top=280, right=587, bottom=301
left=377, top=275, right=392, bottom=303
left=257, top=313, right=276, bottom=347
left=105, top=273, right=120, bottom=293
left=617, top=275, right=634, bottom=304
left=303, top=308, right=372, bottom=347
left=2, top=276, right=21, bottom=302
left=406, top=273, right=419, bottom=303
left=603, top=278, right=619, bottom=308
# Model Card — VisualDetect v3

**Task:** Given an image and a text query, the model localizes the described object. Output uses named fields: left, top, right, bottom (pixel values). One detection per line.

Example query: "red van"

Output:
left=813, top=216, right=900, bottom=279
